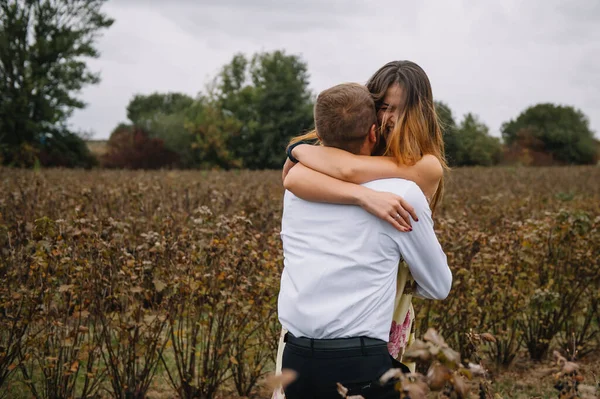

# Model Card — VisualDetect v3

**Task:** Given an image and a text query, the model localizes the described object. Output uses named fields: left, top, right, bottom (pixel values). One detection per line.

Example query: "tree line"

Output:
left=1, top=0, right=598, bottom=170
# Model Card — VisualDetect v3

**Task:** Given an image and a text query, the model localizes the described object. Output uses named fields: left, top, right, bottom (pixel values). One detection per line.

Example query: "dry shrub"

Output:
left=1, top=166, right=599, bottom=398
left=101, top=126, right=178, bottom=169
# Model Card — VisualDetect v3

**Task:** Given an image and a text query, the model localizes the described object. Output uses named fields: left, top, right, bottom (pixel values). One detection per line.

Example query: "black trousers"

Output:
left=282, top=335, right=401, bottom=399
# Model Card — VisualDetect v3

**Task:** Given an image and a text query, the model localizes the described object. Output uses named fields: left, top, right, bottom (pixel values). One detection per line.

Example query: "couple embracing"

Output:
left=275, top=61, right=452, bottom=398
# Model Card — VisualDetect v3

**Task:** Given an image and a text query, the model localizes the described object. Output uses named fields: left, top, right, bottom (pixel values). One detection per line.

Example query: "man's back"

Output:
left=278, top=178, right=451, bottom=342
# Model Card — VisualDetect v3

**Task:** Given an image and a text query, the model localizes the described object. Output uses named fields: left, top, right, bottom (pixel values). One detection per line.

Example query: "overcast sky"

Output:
left=70, top=0, right=600, bottom=140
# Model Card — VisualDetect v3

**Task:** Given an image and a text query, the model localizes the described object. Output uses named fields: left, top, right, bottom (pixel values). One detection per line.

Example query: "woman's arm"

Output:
left=291, top=145, right=443, bottom=200
left=284, top=164, right=418, bottom=232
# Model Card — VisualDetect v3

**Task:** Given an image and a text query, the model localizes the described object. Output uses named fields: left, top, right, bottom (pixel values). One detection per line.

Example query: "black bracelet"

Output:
left=286, top=141, right=308, bottom=164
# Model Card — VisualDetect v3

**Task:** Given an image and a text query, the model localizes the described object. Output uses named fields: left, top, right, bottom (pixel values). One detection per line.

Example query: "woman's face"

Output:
left=377, top=83, right=405, bottom=139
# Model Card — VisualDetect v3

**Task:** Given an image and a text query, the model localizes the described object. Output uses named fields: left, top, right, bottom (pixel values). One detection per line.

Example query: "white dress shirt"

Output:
left=278, top=178, right=452, bottom=342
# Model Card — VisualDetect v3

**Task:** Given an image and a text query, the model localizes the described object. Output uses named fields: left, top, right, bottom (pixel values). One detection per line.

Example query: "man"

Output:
left=277, top=83, right=452, bottom=398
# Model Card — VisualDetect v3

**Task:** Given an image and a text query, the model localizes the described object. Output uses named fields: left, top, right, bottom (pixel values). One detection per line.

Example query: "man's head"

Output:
left=314, top=83, right=378, bottom=155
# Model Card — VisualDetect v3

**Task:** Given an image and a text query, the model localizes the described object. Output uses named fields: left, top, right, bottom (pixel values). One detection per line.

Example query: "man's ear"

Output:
left=368, top=124, right=377, bottom=143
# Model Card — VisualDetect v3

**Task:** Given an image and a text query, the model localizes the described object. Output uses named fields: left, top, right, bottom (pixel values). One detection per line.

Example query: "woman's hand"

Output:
left=356, top=189, right=418, bottom=232
left=282, top=158, right=295, bottom=183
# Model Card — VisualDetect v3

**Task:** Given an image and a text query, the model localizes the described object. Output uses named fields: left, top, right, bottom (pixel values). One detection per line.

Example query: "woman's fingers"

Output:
left=360, top=191, right=416, bottom=233
left=387, top=214, right=409, bottom=232
left=391, top=198, right=412, bottom=229
left=395, top=207, right=412, bottom=229
left=391, top=210, right=411, bottom=230
left=397, top=196, right=418, bottom=222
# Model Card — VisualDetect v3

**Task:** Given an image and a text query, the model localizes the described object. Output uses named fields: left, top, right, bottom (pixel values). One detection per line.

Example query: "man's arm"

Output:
left=387, top=183, right=452, bottom=300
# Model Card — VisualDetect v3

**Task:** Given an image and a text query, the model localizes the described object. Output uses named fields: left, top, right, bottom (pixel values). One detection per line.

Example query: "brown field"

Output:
left=0, top=166, right=599, bottom=398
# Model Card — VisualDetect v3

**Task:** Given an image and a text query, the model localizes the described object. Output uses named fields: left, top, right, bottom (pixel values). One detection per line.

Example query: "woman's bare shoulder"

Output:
left=418, top=154, right=444, bottom=183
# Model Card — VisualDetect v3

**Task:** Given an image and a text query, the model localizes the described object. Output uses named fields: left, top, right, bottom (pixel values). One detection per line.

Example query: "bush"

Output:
left=101, top=126, right=178, bottom=169
left=1, top=166, right=599, bottom=397
left=501, top=103, right=598, bottom=165
left=38, top=131, right=98, bottom=169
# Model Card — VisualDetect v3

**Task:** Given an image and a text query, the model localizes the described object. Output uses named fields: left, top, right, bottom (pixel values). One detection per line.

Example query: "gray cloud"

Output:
left=70, top=0, right=600, bottom=139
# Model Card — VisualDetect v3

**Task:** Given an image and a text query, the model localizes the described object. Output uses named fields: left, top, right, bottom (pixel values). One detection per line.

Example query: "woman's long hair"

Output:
left=289, top=60, right=448, bottom=212
left=367, top=61, right=448, bottom=211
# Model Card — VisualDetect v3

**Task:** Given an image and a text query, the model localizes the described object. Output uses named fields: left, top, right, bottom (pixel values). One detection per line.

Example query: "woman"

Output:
left=284, top=60, right=446, bottom=211
left=273, top=60, right=448, bottom=396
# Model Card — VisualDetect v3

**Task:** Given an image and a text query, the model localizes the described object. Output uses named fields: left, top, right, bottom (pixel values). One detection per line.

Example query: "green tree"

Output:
left=214, top=50, right=314, bottom=169
left=455, top=113, right=503, bottom=166
left=185, top=100, right=243, bottom=169
left=119, top=94, right=245, bottom=169
left=124, top=92, right=196, bottom=167
left=436, top=102, right=501, bottom=167
left=501, top=103, right=597, bottom=165
left=149, top=112, right=194, bottom=167
left=126, top=92, right=195, bottom=128
left=435, top=101, right=459, bottom=166
left=0, top=0, right=113, bottom=167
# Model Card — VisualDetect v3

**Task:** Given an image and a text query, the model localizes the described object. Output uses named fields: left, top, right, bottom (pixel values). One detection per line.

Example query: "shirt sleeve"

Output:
left=385, top=183, right=452, bottom=300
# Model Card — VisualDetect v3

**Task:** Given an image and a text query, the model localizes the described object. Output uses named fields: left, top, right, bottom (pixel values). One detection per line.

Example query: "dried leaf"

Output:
left=69, top=360, right=79, bottom=373
left=279, top=369, right=297, bottom=388
left=404, top=340, right=432, bottom=362
left=467, top=362, right=486, bottom=377
left=440, top=347, right=461, bottom=365
left=562, top=362, right=579, bottom=374
left=59, top=284, right=73, bottom=293
left=153, top=278, right=167, bottom=293
left=427, top=362, right=451, bottom=390
left=263, top=369, right=297, bottom=392
left=452, top=374, right=469, bottom=397
left=458, top=367, right=473, bottom=380
left=73, top=310, right=90, bottom=319
left=379, top=368, right=403, bottom=384
left=336, top=382, right=349, bottom=398
left=424, top=328, right=447, bottom=347
left=403, top=380, right=429, bottom=399
left=553, top=350, right=567, bottom=364
left=481, top=333, right=497, bottom=343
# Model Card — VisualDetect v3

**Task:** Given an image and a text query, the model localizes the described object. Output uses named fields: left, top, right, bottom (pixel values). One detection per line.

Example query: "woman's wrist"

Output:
left=290, top=144, right=308, bottom=163
left=352, top=186, right=371, bottom=207
left=287, top=142, right=309, bottom=164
